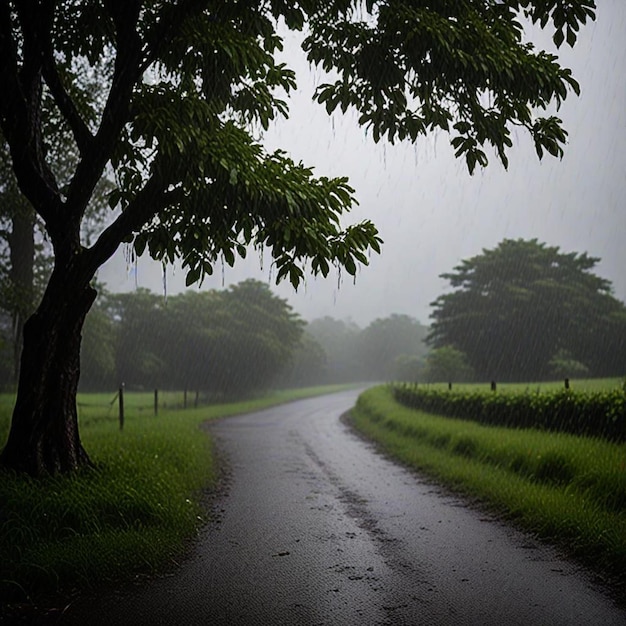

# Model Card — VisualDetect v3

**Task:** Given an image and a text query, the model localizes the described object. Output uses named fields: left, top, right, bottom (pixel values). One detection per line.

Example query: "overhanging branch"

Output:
left=41, top=53, right=94, bottom=156
left=85, top=174, right=183, bottom=274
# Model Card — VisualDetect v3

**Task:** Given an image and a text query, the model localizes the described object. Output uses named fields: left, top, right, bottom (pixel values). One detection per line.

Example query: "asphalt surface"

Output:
left=61, top=389, right=625, bottom=625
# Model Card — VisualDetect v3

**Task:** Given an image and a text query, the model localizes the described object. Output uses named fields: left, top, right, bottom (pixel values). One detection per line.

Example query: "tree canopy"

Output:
left=0, top=0, right=596, bottom=475
left=89, top=280, right=304, bottom=398
left=357, top=314, right=429, bottom=381
left=423, top=346, right=475, bottom=384
left=428, top=239, right=626, bottom=381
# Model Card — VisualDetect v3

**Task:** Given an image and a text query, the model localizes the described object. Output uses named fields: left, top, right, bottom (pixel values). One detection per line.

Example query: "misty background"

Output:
left=100, top=2, right=626, bottom=328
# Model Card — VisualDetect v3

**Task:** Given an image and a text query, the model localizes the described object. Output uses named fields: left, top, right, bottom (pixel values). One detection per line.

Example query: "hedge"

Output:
left=391, top=385, right=626, bottom=441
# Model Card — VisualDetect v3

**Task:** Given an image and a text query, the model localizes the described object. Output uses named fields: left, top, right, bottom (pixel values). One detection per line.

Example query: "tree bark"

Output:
left=8, top=202, right=36, bottom=382
left=0, top=261, right=96, bottom=476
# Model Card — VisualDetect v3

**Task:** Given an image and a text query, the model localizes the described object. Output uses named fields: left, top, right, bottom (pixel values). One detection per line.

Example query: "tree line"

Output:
left=81, top=280, right=303, bottom=398
left=2, top=278, right=430, bottom=397
left=2, top=238, right=622, bottom=398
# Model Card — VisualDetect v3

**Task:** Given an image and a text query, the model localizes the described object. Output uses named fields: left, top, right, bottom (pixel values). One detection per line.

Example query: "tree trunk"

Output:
left=8, top=203, right=36, bottom=383
left=0, top=263, right=96, bottom=476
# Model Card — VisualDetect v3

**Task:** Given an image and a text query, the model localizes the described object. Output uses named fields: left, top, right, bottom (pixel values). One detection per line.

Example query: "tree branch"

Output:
left=0, top=2, right=63, bottom=229
left=85, top=171, right=183, bottom=274
left=64, top=2, right=144, bottom=224
left=41, top=51, right=94, bottom=155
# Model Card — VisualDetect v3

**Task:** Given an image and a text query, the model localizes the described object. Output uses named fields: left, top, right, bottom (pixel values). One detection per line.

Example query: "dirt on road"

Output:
left=61, top=389, right=625, bottom=625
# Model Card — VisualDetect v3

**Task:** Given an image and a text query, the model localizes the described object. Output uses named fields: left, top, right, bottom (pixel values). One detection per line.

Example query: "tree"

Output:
left=393, top=354, right=426, bottom=383
left=0, top=312, right=13, bottom=388
left=156, top=281, right=305, bottom=398
left=205, top=280, right=305, bottom=397
left=277, top=332, right=328, bottom=388
left=428, top=239, right=626, bottom=381
left=423, top=346, right=474, bottom=384
left=1, top=63, right=112, bottom=385
left=547, top=349, right=589, bottom=379
left=357, top=314, right=429, bottom=381
left=0, top=1, right=595, bottom=475
left=108, top=289, right=168, bottom=390
left=86, top=282, right=305, bottom=397
left=79, top=291, right=117, bottom=391
left=307, top=317, right=363, bottom=383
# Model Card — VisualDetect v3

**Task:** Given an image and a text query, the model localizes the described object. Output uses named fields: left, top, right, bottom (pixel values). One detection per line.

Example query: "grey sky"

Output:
left=100, top=3, right=626, bottom=328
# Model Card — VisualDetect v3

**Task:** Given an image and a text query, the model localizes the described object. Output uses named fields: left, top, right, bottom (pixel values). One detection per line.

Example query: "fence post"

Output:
left=194, top=390, right=199, bottom=409
left=490, top=380, right=497, bottom=392
left=564, top=378, right=570, bottom=390
left=119, top=384, right=125, bottom=430
left=154, top=389, right=158, bottom=416
left=184, top=388, right=188, bottom=409
left=448, top=382, right=452, bottom=391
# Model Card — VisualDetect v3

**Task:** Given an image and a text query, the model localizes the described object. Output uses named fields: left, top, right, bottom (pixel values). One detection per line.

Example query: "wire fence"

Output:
left=76, top=387, right=204, bottom=430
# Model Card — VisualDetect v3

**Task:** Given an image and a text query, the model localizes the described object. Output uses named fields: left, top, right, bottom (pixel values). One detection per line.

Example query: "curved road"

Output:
left=64, top=390, right=625, bottom=625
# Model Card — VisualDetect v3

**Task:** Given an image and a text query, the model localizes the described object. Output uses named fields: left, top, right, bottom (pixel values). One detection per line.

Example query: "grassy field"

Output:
left=0, top=384, right=355, bottom=603
left=350, top=384, right=626, bottom=585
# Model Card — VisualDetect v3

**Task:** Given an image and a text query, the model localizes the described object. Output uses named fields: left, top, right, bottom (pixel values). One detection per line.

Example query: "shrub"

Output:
left=391, top=384, right=625, bottom=441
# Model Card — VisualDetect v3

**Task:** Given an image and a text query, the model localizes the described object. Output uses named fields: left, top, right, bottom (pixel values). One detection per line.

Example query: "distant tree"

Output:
left=428, top=239, right=626, bottom=381
left=205, top=280, right=305, bottom=398
left=548, top=350, right=590, bottom=379
left=358, top=314, right=429, bottom=381
left=111, top=280, right=305, bottom=398
left=79, top=293, right=117, bottom=391
left=278, top=332, right=328, bottom=388
left=0, top=312, right=13, bottom=389
left=295, top=334, right=328, bottom=386
left=152, top=290, right=221, bottom=393
left=0, top=1, right=595, bottom=474
left=393, top=354, right=426, bottom=383
left=109, top=290, right=168, bottom=390
left=307, top=317, right=363, bottom=383
left=423, top=346, right=474, bottom=384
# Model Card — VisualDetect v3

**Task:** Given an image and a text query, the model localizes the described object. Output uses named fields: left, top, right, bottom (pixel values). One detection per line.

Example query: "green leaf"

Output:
left=553, top=28, right=565, bottom=48
left=134, top=233, right=148, bottom=256
left=185, top=267, right=201, bottom=286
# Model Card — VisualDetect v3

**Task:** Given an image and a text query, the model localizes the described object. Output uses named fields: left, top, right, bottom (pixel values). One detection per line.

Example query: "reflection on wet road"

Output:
left=63, top=390, right=625, bottom=625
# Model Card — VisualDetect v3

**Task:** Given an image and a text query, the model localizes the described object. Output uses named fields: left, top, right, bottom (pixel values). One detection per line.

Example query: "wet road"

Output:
left=63, top=389, right=625, bottom=625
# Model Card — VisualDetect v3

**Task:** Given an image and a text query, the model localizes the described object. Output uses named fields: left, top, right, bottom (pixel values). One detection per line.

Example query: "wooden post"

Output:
left=448, top=382, right=452, bottom=391
left=194, top=390, right=199, bottom=409
left=119, top=384, right=125, bottom=430
left=184, top=388, right=188, bottom=409
left=490, top=380, right=497, bottom=392
left=154, top=389, right=158, bottom=416
left=564, top=378, right=570, bottom=390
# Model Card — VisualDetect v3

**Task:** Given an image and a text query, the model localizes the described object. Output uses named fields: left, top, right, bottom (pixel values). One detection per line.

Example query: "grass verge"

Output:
left=350, top=385, right=626, bottom=584
left=0, top=384, right=355, bottom=603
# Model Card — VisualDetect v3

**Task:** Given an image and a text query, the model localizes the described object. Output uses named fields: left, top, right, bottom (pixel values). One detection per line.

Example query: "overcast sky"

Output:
left=100, top=2, right=626, bottom=328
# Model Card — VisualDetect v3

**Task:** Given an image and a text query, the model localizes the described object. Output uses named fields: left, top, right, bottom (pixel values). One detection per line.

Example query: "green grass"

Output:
left=0, top=384, right=355, bottom=602
left=350, top=385, right=626, bottom=582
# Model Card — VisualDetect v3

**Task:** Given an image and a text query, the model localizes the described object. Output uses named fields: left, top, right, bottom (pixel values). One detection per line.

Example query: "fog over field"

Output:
left=100, top=2, right=626, bottom=328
